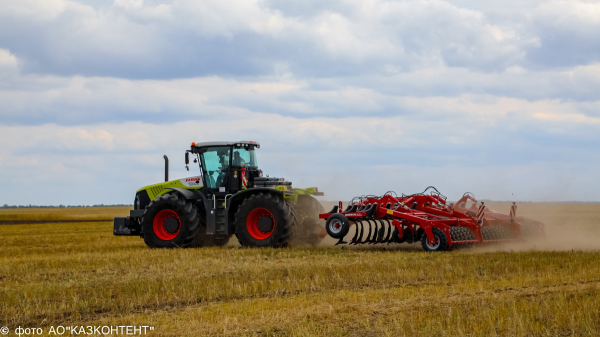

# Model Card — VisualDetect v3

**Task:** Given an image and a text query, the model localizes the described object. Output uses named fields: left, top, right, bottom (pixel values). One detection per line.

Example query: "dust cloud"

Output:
left=473, top=201, right=600, bottom=252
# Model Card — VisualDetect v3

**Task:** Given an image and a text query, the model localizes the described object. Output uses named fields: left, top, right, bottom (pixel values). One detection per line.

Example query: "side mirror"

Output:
left=185, top=152, right=189, bottom=165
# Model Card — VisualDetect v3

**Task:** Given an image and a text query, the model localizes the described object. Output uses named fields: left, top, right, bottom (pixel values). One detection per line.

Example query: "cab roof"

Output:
left=191, top=141, right=260, bottom=148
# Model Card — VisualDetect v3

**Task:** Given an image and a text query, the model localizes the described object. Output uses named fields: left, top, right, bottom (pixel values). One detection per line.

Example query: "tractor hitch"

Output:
left=113, top=210, right=144, bottom=236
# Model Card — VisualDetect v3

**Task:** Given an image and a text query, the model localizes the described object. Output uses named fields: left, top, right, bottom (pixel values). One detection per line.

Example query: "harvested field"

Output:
left=0, top=206, right=131, bottom=223
left=1, top=203, right=599, bottom=336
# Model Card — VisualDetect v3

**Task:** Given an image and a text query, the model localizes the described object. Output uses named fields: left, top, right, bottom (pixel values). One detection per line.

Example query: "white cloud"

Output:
left=2, top=0, right=68, bottom=20
left=0, top=118, right=598, bottom=204
left=1, top=0, right=600, bottom=203
left=0, top=0, right=554, bottom=78
left=114, top=0, right=143, bottom=10
left=0, top=48, right=18, bottom=74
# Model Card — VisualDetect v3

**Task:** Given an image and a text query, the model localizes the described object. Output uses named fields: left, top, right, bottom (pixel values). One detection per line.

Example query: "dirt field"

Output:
left=1, top=203, right=600, bottom=336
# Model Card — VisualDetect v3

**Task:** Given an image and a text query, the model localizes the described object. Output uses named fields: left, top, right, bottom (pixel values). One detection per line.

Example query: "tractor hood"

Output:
left=136, top=175, right=203, bottom=201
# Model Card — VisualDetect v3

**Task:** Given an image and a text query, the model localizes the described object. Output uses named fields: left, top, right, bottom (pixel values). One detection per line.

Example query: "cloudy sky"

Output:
left=1, top=0, right=599, bottom=205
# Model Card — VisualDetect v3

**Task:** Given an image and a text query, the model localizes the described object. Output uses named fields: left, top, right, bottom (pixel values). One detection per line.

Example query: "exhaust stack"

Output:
left=163, top=155, right=169, bottom=182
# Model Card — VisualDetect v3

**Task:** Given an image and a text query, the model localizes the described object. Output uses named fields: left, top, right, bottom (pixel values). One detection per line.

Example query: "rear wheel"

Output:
left=141, top=193, right=200, bottom=248
left=421, top=228, right=449, bottom=252
left=234, top=192, right=294, bottom=247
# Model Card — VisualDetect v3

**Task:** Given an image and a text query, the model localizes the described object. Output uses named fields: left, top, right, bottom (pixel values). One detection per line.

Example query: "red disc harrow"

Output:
left=319, top=187, right=545, bottom=251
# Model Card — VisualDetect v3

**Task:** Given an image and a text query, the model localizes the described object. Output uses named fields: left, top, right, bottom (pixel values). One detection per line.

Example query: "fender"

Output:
left=164, top=187, right=203, bottom=200
left=229, top=187, right=284, bottom=203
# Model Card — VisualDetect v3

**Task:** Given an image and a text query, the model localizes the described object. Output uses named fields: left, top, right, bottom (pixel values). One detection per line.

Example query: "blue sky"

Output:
left=1, top=0, right=599, bottom=205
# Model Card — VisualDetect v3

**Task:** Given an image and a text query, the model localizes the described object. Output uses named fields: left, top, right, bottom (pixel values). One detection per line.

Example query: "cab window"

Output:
left=232, top=147, right=258, bottom=168
left=200, top=147, right=231, bottom=189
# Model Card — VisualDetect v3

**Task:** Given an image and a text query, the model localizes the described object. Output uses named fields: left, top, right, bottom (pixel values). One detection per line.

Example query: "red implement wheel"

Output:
left=421, top=228, right=449, bottom=252
left=153, top=209, right=181, bottom=240
left=325, top=213, right=350, bottom=239
left=246, top=208, right=275, bottom=240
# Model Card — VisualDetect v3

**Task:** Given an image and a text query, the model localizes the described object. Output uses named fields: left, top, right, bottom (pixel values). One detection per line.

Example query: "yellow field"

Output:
left=0, top=206, right=131, bottom=222
left=1, top=203, right=599, bottom=336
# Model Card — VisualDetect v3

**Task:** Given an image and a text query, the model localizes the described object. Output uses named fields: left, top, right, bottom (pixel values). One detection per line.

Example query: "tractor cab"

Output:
left=187, top=141, right=262, bottom=194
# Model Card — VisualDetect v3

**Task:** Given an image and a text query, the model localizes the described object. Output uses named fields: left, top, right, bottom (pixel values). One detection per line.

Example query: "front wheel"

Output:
left=141, top=193, right=200, bottom=248
left=421, top=228, right=449, bottom=252
left=234, top=192, right=294, bottom=247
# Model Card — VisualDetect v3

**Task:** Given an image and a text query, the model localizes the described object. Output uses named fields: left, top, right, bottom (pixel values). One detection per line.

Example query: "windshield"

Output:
left=232, top=147, right=258, bottom=168
left=200, top=146, right=231, bottom=189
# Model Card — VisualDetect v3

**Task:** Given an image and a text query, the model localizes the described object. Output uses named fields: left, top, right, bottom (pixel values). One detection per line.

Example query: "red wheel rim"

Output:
left=153, top=209, right=181, bottom=240
left=246, top=208, right=275, bottom=240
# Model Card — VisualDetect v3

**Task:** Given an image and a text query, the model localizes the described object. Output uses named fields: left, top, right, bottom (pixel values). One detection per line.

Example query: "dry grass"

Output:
left=1, top=203, right=599, bottom=336
left=0, top=206, right=131, bottom=222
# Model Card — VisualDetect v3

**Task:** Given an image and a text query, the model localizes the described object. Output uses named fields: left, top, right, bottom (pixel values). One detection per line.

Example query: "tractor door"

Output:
left=199, top=146, right=232, bottom=193
left=198, top=146, right=233, bottom=236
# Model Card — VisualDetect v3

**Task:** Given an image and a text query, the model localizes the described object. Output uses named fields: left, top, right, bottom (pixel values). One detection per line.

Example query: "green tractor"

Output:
left=113, top=141, right=325, bottom=248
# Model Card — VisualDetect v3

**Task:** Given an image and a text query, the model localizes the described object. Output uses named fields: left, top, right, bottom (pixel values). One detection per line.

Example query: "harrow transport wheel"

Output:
left=234, top=192, right=294, bottom=247
left=141, top=193, right=200, bottom=248
left=325, top=214, right=350, bottom=239
left=421, top=228, right=449, bottom=252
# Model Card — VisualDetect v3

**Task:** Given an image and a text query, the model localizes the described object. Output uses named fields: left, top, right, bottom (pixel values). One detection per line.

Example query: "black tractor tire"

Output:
left=325, top=214, right=350, bottom=239
left=190, top=205, right=208, bottom=248
left=292, top=195, right=326, bottom=246
left=234, top=192, right=294, bottom=247
left=449, top=227, right=476, bottom=250
left=141, top=193, right=200, bottom=248
left=421, top=228, right=449, bottom=252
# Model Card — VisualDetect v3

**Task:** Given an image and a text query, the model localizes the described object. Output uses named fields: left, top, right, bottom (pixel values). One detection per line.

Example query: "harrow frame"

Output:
left=319, top=188, right=544, bottom=251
